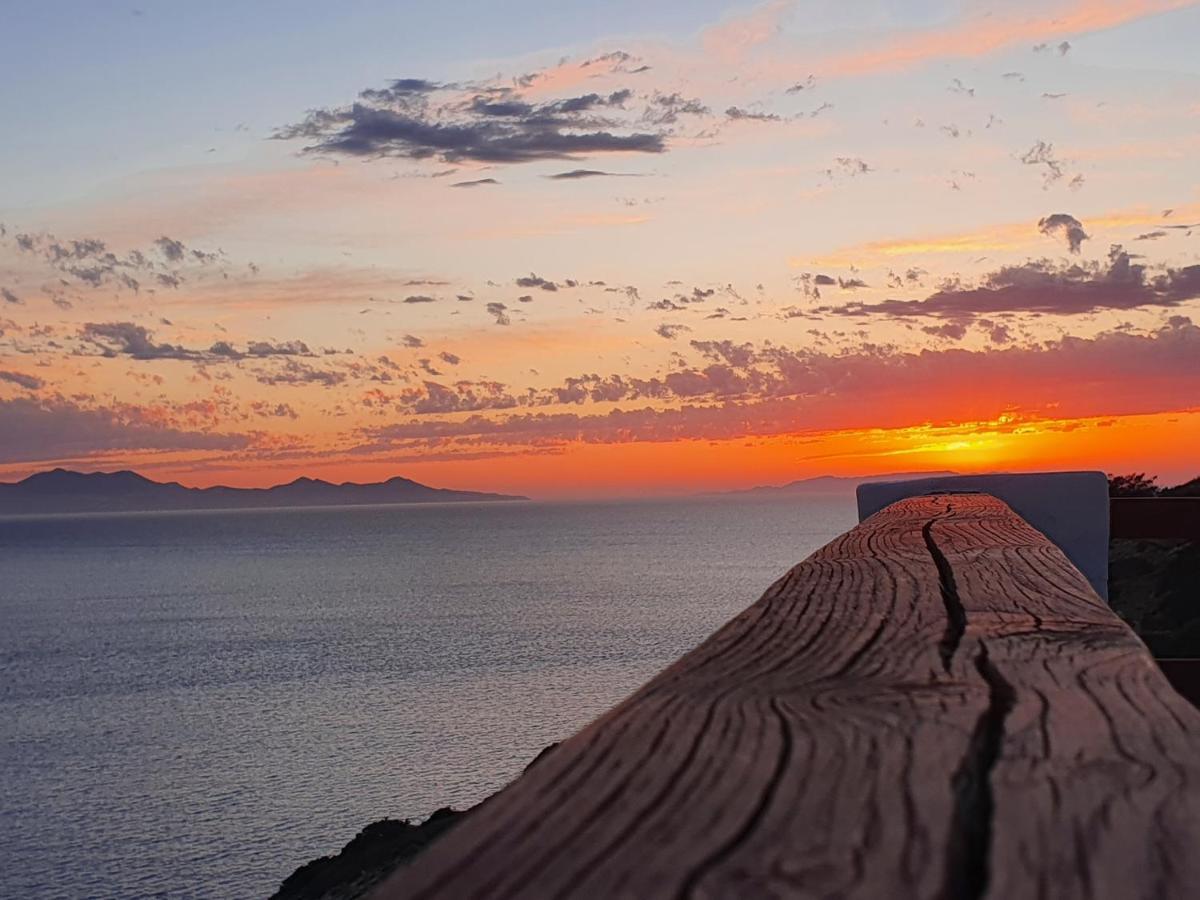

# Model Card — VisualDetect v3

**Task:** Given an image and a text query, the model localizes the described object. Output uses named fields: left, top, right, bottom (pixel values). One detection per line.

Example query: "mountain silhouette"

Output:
left=0, top=468, right=527, bottom=515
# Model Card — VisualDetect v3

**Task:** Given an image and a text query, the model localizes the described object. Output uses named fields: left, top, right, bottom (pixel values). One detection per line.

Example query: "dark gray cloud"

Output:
left=922, top=322, right=969, bottom=340
left=817, top=247, right=1200, bottom=320
left=516, top=273, right=559, bottom=291
left=82, top=322, right=316, bottom=362
left=725, top=106, right=781, bottom=122
left=154, top=236, right=186, bottom=262
left=401, top=334, right=424, bottom=348
left=1038, top=213, right=1089, bottom=253
left=486, top=302, right=510, bottom=325
left=451, top=178, right=499, bottom=188
left=254, top=359, right=347, bottom=387
left=276, top=77, right=667, bottom=164
left=546, top=169, right=625, bottom=179
left=403, top=294, right=437, bottom=303
left=642, top=92, right=710, bottom=125
left=82, top=322, right=200, bottom=360
left=0, top=370, right=43, bottom=390
left=2, top=287, right=21, bottom=305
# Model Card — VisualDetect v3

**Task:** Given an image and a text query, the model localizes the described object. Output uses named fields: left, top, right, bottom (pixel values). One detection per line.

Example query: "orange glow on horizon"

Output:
left=4, top=408, right=1194, bottom=500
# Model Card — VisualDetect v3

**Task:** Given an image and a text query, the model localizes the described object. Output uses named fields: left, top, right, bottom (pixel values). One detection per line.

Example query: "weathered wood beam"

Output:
left=379, top=493, right=1200, bottom=899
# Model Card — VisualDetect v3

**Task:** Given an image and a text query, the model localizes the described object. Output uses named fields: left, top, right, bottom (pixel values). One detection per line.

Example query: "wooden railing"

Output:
left=379, top=494, right=1200, bottom=899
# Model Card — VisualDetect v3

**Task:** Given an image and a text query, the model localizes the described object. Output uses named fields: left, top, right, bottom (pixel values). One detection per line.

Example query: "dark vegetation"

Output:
left=1107, top=473, right=1200, bottom=656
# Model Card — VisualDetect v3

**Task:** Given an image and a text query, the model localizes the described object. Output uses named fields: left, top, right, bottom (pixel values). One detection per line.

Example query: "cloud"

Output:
left=451, top=178, right=500, bottom=188
left=353, top=317, right=1200, bottom=451
left=403, top=294, right=437, bottom=303
left=824, top=157, right=872, bottom=179
left=817, top=247, right=1200, bottom=320
left=1019, top=141, right=1077, bottom=189
left=486, top=301, right=510, bottom=325
left=515, top=273, right=559, bottom=291
left=809, top=0, right=1192, bottom=78
left=400, top=379, right=519, bottom=414
left=254, top=359, right=347, bottom=387
left=1037, top=213, right=1089, bottom=253
left=250, top=401, right=300, bottom=420
left=725, top=106, right=781, bottom=122
left=546, top=169, right=624, bottom=179
left=82, top=322, right=200, bottom=360
left=643, top=92, right=711, bottom=125
left=276, top=78, right=668, bottom=164
left=401, top=334, right=424, bottom=348
left=154, top=236, right=186, bottom=262
left=1, top=287, right=21, bottom=305
left=5, top=228, right=224, bottom=295
left=0, top=370, right=44, bottom=390
left=922, top=322, right=969, bottom=341
left=81, top=322, right=317, bottom=362
left=655, top=323, right=691, bottom=339
left=0, top=395, right=249, bottom=464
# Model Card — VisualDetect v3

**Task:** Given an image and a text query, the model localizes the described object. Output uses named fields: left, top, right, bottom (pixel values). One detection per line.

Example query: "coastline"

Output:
left=271, top=744, right=558, bottom=900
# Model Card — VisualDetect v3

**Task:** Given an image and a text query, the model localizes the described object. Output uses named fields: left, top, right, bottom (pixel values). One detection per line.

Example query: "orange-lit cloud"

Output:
left=812, top=0, right=1197, bottom=78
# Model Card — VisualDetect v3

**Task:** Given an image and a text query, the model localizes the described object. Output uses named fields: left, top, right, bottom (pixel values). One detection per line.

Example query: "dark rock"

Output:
left=271, top=743, right=561, bottom=899
left=270, top=808, right=466, bottom=900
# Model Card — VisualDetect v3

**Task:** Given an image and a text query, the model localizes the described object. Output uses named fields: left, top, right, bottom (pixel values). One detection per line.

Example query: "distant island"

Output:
left=0, top=468, right=528, bottom=515
left=711, top=470, right=958, bottom=496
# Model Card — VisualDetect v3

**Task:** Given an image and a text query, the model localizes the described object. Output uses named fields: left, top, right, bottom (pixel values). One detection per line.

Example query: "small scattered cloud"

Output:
left=1037, top=213, right=1089, bottom=254
left=516, top=273, right=559, bottom=291
left=546, top=169, right=626, bottom=179
left=486, top=301, right=510, bottom=325
left=655, top=323, right=691, bottom=339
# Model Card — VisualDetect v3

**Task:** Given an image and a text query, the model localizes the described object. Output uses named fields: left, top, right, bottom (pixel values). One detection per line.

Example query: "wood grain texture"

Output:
left=376, top=494, right=1200, bottom=900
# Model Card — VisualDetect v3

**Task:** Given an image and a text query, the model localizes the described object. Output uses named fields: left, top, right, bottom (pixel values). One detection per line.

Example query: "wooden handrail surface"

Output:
left=379, top=493, right=1200, bottom=899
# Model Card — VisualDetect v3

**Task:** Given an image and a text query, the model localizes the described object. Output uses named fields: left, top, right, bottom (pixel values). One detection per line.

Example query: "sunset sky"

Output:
left=1, top=0, right=1198, bottom=497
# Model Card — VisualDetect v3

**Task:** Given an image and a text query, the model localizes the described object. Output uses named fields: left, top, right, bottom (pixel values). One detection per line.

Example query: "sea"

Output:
left=0, top=495, right=857, bottom=899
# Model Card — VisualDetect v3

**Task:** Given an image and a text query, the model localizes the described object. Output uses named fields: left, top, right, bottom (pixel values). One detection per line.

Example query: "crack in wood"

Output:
left=922, top=512, right=966, bottom=673
left=939, top=643, right=1016, bottom=900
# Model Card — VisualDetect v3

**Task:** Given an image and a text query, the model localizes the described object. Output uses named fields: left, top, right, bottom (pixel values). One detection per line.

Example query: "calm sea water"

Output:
left=0, top=495, right=856, bottom=899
